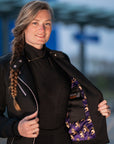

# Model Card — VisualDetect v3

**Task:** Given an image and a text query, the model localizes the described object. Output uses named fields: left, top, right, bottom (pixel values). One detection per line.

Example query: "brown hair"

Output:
left=10, top=0, right=53, bottom=111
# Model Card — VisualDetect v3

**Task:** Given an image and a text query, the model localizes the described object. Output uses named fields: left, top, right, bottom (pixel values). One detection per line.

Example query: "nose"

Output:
left=38, top=24, right=45, bottom=32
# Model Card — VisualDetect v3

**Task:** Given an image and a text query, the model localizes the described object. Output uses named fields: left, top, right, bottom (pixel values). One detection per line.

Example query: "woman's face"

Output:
left=24, top=10, right=52, bottom=49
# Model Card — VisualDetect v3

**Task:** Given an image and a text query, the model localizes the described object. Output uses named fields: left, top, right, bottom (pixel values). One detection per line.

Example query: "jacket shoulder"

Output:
left=0, top=53, right=11, bottom=65
left=48, top=48, right=71, bottom=63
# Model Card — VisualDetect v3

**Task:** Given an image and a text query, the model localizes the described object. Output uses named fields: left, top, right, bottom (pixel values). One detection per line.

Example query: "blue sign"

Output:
left=74, top=32, right=99, bottom=43
left=46, top=27, right=57, bottom=50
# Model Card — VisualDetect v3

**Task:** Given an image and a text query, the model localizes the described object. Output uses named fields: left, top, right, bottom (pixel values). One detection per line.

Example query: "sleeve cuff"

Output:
left=12, top=120, right=21, bottom=137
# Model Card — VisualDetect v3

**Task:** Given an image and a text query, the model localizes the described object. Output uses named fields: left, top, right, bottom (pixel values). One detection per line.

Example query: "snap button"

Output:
left=13, top=65, right=17, bottom=68
left=19, top=59, right=22, bottom=63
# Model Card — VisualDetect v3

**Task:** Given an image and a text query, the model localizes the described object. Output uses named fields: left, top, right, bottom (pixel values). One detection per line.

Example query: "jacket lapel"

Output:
left=49, top=51, right=97, bottom=93
left=18, top=60, right=38, bottom=96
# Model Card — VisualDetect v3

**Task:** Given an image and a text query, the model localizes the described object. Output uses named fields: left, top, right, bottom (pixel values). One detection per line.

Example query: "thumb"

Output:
left=24, top=111, right=38, bottom=121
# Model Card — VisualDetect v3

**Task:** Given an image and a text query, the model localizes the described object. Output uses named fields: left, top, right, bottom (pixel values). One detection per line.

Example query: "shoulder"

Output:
left=47, top=48, right=71, bottom=63
left=0, top=53, right=11, bottom=64
left=0, top=53, right=11, bottom=69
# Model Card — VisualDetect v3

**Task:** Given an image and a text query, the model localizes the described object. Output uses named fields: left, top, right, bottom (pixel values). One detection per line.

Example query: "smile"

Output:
left=35, top=35, right=45, bottom=38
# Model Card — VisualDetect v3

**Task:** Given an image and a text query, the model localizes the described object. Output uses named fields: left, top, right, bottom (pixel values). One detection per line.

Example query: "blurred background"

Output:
left=0, top=0, right=114, bottom=143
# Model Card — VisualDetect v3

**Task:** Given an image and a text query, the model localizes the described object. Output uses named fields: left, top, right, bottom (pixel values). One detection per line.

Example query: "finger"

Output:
left=32, top=131, right=39, bottom=138
left=106, top=110, right=111, bottom=118
left=32, top=128, right=39, bottom=134
left=24, top=111, right=38, bottom=121
left=99, top=108, right=111, bottom=116
left=25, top=132, right=39, bottom=138
left=27, top=127, right=39, bottom=134
left=98, top=100, right=107, bottom=107
left=25, top=126, right=39, bottom=135
left=31, top=123, right=39, bottom=130
left=20, top=127, right=39, bottom=138
left=28, top=118, right=39, bottom=126
left=29, top=129, right=39, bottom=138
left=98, top=104, right=109, bottom=111
left=101, top=110, right=111, bottom=118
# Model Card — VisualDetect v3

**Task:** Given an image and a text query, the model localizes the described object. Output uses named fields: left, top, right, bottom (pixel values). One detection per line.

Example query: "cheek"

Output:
left=25, top=31, right=29, bottom=41
left=24, top=30, right=33, bottom=43
left=25, top=26, right=34, bottom=35
left=24, top=29, right=30, bottom=38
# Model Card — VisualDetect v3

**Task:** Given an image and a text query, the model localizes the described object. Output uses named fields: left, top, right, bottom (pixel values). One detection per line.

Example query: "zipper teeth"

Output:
left=18, top=76, right=39, bottom=144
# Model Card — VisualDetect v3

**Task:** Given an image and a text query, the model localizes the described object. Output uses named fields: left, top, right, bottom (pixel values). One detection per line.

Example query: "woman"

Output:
left=0, top=1, right=111, bottom=144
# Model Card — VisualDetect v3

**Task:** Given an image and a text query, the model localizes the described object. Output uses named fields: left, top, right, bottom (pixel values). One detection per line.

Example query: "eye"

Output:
left=32, top=22, right=38, bottom=25
left=45, top=23, right=51, bottom=26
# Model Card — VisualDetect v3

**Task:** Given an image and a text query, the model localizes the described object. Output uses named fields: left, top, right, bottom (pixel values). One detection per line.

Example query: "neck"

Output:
left=24, top=43, right=46, bottom=62
left=26, top=43, right=43, bottom=50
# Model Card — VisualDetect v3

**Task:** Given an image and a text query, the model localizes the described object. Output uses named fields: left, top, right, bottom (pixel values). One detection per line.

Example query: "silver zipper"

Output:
left=18, top=76, right=38, bottom=112
left=17, top=83, right=27, bottom=96
left=10, top=137, right=14, bottom=144
left=33, top=138, right=36, bottom=144
left=18, top=76, right=39, bottom=144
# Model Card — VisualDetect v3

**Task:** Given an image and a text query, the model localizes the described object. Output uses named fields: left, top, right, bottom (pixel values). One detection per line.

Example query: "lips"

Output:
left=35, top=35, right=45, bottom=38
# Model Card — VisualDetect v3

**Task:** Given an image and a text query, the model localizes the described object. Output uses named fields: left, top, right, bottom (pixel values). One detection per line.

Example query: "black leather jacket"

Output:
left=0, top=48, right=109, bottom=144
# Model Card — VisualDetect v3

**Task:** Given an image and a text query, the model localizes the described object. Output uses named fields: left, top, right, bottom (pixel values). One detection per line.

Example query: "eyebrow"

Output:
left=33, top=19, right=52, bottom=21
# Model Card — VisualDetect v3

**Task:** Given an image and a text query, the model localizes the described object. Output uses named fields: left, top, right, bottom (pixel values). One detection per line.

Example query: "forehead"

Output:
left=34, top=10, right=52, bottom=20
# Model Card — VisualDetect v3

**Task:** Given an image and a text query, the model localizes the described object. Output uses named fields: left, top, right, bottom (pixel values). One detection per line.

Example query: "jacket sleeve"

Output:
left=0, top=58, right=20, bottom=138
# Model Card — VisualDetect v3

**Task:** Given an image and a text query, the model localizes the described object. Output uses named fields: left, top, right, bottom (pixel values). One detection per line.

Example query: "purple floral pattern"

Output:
left=66, top=77, right=96, bottom=141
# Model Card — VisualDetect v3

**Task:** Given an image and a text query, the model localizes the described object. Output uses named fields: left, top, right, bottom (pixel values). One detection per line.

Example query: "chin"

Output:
left=37, top=39, right=46, bottom=43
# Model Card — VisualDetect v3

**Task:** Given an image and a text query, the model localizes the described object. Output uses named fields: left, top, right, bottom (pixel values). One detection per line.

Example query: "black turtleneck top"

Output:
left=24, top=43, right=71, bottom=143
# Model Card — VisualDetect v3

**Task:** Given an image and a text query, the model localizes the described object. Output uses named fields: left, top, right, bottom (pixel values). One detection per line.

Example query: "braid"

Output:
left=9, top=68, right=21, bottom=111
left=9, top=33, right=25, bottom=111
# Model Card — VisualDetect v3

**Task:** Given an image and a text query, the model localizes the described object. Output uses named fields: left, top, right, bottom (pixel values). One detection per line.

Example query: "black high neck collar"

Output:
left=24, top=43, right=47, bottom=60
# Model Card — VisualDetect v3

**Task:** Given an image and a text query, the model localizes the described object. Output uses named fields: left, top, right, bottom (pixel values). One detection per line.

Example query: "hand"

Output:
left=98, top=100, right=111, bottom=118
left=18, top=111, right=39, bottom=138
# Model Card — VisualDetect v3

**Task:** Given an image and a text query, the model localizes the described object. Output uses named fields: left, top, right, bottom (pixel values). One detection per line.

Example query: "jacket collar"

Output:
left=10, top=55, right=25, bottom=70
left=18, top=58, right=38, bottom=97
left=10, top=47, right=95, bottom=94
left=48, top=49, right=96, bottom=92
